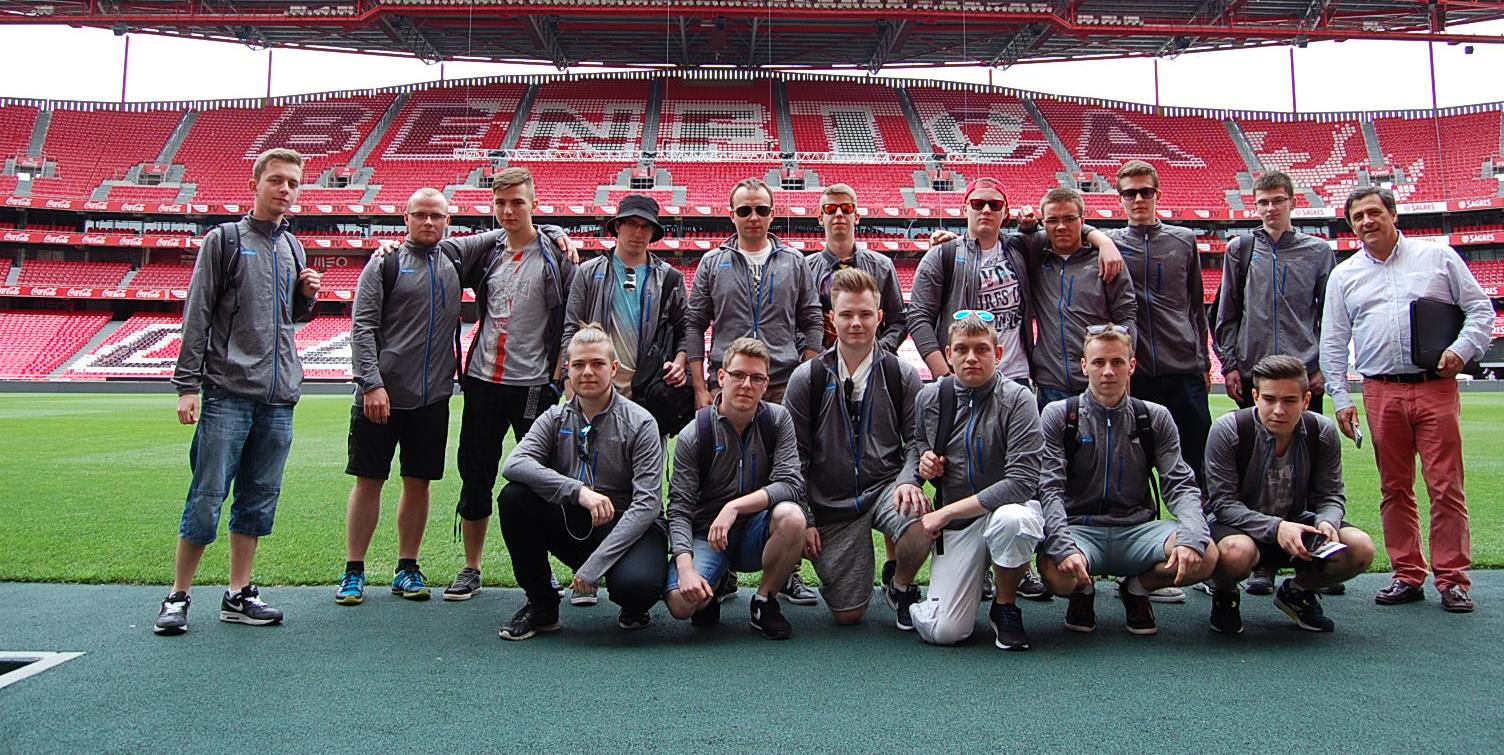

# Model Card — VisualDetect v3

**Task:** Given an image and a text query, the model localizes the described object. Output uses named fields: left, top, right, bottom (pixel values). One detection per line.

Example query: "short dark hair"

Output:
left=1252, top=171, right=1295, bottom=198
left=1344, top=185, right=1397, bottom=221
left=1116, top=159, right=1159, bottom=189
left=1250, top=354, right=1309, bottom=394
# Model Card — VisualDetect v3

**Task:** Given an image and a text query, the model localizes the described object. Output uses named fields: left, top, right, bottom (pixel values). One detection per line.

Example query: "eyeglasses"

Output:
left=407, top=211, right=449, bottom=222
left=734, top=205, right=773, bottom=218
left=1118, top=187, right=1158, bottom=200
left=622, top=266, right=637, bottom=293
left=953, top=309, right=996, bottom=322
left=968, top=199, right=1006, bottom=212
left=723, top=370, right=770, bottom=386
left=1043, top=214, right=1082, bottom=227
left=821, top=202, right=856, bottom=216
left=1086, top=323, right=1130, bottom=336
left=1254, top=196, right=1291, bottom=209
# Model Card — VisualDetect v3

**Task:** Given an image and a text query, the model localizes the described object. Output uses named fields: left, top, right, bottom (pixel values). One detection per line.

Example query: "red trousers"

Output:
left=1361, top=378, right=1472, bottom=590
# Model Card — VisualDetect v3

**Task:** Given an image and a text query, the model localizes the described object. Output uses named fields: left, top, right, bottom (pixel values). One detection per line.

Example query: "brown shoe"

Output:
left=1440, top=586, right=1475, bottom=613
left=1375, top=579, right=1425, bottom=605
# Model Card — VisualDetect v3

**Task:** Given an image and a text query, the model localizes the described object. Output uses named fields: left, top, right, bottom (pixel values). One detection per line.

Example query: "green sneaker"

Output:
left=335, top=570, right=365, bottom=606
left=392, top=567, right=431, bottom=601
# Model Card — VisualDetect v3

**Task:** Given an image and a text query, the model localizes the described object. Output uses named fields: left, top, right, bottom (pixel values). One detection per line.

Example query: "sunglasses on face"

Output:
left=1118, top=187, right=1158, bottom=200
left=734, top=205, right=773, bottom=218
left=968, top=199, right=1006, bottom=212
left=1086, top=323, right=1130, bottom=336
left=822, top=202, right=856, bottom=216
left=953, top=309, right=997, bottom=322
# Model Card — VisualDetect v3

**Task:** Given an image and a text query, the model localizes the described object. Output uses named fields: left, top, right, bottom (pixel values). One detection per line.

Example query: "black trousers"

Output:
left=456, top=377, right=559, bottom=521
left=1132, top=372, right=1214, bottom=492
left=497, top=482, right=668, bottom=613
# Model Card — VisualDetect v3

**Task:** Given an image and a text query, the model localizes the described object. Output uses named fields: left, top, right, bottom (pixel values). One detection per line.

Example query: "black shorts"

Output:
left=1211, top=521, right=1352, bottom=573
left=345, top=399, right=451, bottom=481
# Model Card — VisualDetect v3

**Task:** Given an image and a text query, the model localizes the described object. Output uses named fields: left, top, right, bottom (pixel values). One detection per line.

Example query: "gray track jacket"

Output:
left=350, top=241, right=462, bottom=410
left=561, top=252, right=688, bottom=366
left=667, top=400, right=806, bottom=557
left=905, top=233, right=1036, bottom=362
left=805, top=247, right=908, bottom=354
left=1203, top=409, right=1346, bottom=542
left=173, top=215, right=316, bottom=404
left=1038, top=391, right=1208, bottom=563
left=1030, top=245, right=1138, bottom=392
left=501, top=391, right=666, bottom=585
left=1213, top=228, right=1334, bottom=378
left=686, top=235, right=823, bottom=386
left=1107, top=222, right=1209, bottom=377
left=783, top=347, right=923, bottom=526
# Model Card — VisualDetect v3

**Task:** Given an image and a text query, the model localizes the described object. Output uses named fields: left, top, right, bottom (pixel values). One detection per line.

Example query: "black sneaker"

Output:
left=443, top=567, right=482, bottom=601
left=1245, top=568, right=1275, bottom=596
left=219, top=585, right=284, bottom=626
left=690, top=597, right=721, bottom=627
left=749, top=595, right=793, bottom=640
left=880, top=559, right=897, bottom=593
left=1120, top=587, right=1157, bottom=635
left=1274, top=578, right=1334, bottom=632
left=780, top=572, right=819, bottom=606
left=498, top=602, right=561, bottom=640
left=714, top=571, right=738, bottom=604
left=1018, top=568, right=1052, bottom=601
left=617, top=609, right=651, bottom=630
left=980, top=568, right=995, bottom=602
left=1209, top=589, right=1244, bottom=635
left=988, top=603, right=1030, bottom=651
left=154, top=591, right=190, bottom=635
left=885, top=584, right=921, bottom=632
left=1064, top=590, right=1096, bottom=633
left=1316, top=582, right=1346, bottom=596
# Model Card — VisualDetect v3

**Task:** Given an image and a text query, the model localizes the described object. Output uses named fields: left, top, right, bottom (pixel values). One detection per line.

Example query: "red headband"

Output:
left=962, top=177, right=1007, bottom=203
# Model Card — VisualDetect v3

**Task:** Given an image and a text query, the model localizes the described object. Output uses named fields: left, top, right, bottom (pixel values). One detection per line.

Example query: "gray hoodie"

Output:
left=667, top=400, right=807, bottom=557
left=899, top=374, right=1043, bottom=531
left=1107, top=222, right=1210, bottom=377
left=350, top=241, right=462, bottom=410
left=561, top=251, right=688, bottom=371
left=1203, top=409, right=1346, bottom=542
left=501, top=391, right=667, bottom=585
left=173, top=215, right=317, bottom=404
left=805, top=247, right=909, bottom=354
left=1038, top=391, right=1208, bottom=564
left=1030, top=245, right=1138, bottom=393
left=905, top=233, right=1036, bottom=362
left=1213, top=228, right=1334, bottom=377
left=685, top=235, right=823, bottom=387
left=783, top=347, right=923, bottom=526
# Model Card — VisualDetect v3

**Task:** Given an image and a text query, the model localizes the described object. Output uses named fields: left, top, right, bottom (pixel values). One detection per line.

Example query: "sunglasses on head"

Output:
left=1086, top=323, right=1130, bottom=336
left=953, top=309, right=997, bottom=322
left=822, top=202, right=856, bottom=216
left=734, top=205, right=773, bottom=218
left=968, top=199, right=1006, bottom=212
left=1118, top=187, right=1158, bottom=200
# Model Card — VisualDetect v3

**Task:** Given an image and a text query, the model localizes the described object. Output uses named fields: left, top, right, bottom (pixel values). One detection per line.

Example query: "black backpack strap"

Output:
left=381, top=249, right=400, bottom=305
left=1302, top=412, right=1322, bottom=493
left=287, top=232, right=306, bottom=272
left=1062, top=394, right=1082, bottom=461
left=1129, top=397, right=1163, bottom=509
left=695, top=405, right=716, bottom=485
left=881, top=353, right=903, bottom=421
left=938, top=241, right=957, bottom=326
left=1234, top=407, right=1257, bottom=489
left=807, top=358, right=828, bottom=458
left=931, top=376, right=956, bottom=509
left=214, top=221, right=241, bottom=308
left=756, top=403, right=778, bottom=475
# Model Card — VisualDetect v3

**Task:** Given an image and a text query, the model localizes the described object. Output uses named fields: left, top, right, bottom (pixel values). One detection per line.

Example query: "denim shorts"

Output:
left=665, top=508, right=774, bottom=593
left=178, top=389, right=294, bottom=545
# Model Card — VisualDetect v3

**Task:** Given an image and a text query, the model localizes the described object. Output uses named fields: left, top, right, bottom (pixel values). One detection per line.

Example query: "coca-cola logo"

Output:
left=44, top=200, right=73, bottom=209
left=120, top=203, right=146, bottom=212
left=66, top=287, right=93, bottom=297
left=30, top=287, right=57, bottom=296
left=83, top=201, right=110, bottom=211
left=133, top=289, right=163, bottom=299
left=101, top=289, right=127, bottom=298
left=158, top=204, right=183, bottom=213
left=5, top=198, right=34, bottom=207
left=3, top=232, right=31, bottom=241
left=0, top=286, right=19, bottom=295
left=43, top=234, right=72, bottom=243
left=1461, top=232, right=1498, bottom=245
left=119, top=236, right=142, bottom=246
left=154, top=237, right=181, bottom=247
left=81, top=235, right=108, bottom=244
left=1458, top=198, right=1495, bottom=210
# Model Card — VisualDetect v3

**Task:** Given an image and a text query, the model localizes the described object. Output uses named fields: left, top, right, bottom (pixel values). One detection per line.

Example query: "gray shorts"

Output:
left=1068, top=520, right=1178, bottom=577
left=810, top=482, right=916, bottom=613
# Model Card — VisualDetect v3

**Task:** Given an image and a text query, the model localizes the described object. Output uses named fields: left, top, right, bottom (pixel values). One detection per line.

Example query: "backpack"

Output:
left=381, top=246, right=466, bottom=381
left=1062, top=394, right=1163, bottom=507
left=805, top=353, right=904, bottom=452
left=1232, top=407, right=1321, bottom=493
left=1208, top=233, right=1253, bottom=337
left=213, top=220, right=307, bottom=309
left=695, top=403, right=779, bottom=487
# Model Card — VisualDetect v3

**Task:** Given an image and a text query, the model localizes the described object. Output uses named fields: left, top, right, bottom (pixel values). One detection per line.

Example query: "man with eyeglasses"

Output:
left=1037, top=325, right=1215, bottom=636
left=784, top=268, right=926, bottom=629
left=1030, top=186, right=1138, bottom=408
left=665, top=337, right=809, bottom=640
left=335, top=188, right=461, bottom=607
left=1106, top=160, right=1212, bottom=492
left=805, top=183, right=907, bottom=353
left=687, top=177, right=823, bottom=408
left=495, top=324, right=669, bottom=639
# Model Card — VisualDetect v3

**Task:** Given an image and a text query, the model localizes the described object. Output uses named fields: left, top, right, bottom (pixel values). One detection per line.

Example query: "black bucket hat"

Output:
left=606, top=194, right=666, bottom=242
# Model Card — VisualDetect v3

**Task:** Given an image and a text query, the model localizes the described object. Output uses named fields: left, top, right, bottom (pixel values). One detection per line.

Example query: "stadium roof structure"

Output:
left=2, top=0, right=1503, bottom=71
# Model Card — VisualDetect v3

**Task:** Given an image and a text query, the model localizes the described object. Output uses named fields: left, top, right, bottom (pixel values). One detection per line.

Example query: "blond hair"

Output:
left=1116, top=160, right=1159, bottom=189
left=492, top=167, right=535, bottom=194
left=947, top=313, right=997, bottom=346
left=820, top=183, right=858, bottom=205
left=253, top=148, right=304, bottom=181
left=722, top=336, right=771, bottom=370
left=568, top=322, right=617, bottom=361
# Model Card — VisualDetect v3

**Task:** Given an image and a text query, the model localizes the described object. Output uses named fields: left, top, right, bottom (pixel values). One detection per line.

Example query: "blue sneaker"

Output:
left=392, top=567, right=431, bottom=601
left=335, top=570, right=365, bottom=606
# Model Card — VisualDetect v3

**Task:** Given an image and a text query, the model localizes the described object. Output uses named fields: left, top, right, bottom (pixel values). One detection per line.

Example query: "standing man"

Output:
left=496, top=325, right=670, bottom=639
left=783, top=268, right=926, bottom=629
left=1036, top=326, right=1216, bottom=636
left=336, top=188, right=460, bottom=606
left=1214, top=171, right=1335, bottom=414
left=155, top=148, right=322, bottom=635
left=1108, top=160, right=1213, bottom=489
left=805, top=183, right=907, bottom=353
left=441, top=167, right=577, bottom=601
left=1029, top=187, right=1138, bottom=407
left=686, top=177, right=823, bottom=408
left=664, top=338, right=809, bottom=640
left=1321, top=186, right=1492, bottom=613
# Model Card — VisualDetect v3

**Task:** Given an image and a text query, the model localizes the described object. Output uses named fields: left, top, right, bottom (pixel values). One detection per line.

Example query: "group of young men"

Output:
left=154, top=146, right=1492, bottom=652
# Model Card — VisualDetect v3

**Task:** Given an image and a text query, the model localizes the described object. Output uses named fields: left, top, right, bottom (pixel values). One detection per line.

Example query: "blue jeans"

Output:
left=665, top=509, right=774, bottom=593
left=178, top=389, right=295, bottom=545
left=1036, top=386, right=1079, bottom=412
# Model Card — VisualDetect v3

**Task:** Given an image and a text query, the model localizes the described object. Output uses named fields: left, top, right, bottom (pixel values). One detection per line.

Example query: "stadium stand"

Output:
left=1240, top=117, right=1370, bottom=207
left=785, top=81, right=917, bottom=155
left=658, top=78, right=779, bottom=157
left=128, top=263, right=195, bottom=289
left=1373, top=109, right=1504, bottom=203
left=367, top=82, right=527, bottom=202
left=15, top=260, right=131, bottom=287
left=516, top=79, right=648, bottom=154
left=508, top=160, right=636, bottom=206
left=0, top=310, right=112, bottom=378
left=62, top=312, right=183, bottom=379
left=28, top=109, right=180, bottom=200
left=908, top=88, right=1065, bottom=196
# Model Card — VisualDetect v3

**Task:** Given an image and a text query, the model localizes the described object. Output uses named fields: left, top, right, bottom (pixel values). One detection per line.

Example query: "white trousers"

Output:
left=910, top=502, right=1045, bottom=646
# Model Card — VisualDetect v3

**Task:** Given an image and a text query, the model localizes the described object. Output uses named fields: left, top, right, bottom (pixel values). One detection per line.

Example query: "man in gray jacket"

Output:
left=1204, top=355, right=1375, bottom=634
left=1037, top=326, right=1216, bottom=636
left=335, top=188, right=462, bottom=607
left=1030, top=187, right=1138, bottom=406
left=496, top=325, right=669, bottom=639
left=155, top=148, right=322, bottom=635
left=784, top=268, right=926, bottom=629
left=686, top=178, right=823, bottom=407
left=665, top=337, right=808, bottom=640
left=805, top=183, right=907, bottom=354
left=901, top=314, right=1047, bottom=650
